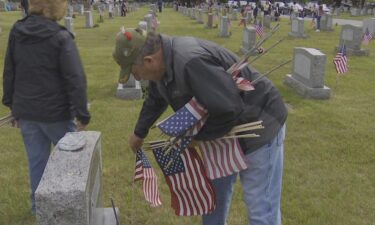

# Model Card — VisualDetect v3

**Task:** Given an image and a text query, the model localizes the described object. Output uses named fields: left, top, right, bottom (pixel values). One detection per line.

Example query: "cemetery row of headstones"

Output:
left=64, top=3, right=140, bottom=35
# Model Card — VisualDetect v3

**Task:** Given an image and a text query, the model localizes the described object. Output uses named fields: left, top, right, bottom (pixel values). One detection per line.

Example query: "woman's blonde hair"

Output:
left=29, top=0, right=68, bottom=21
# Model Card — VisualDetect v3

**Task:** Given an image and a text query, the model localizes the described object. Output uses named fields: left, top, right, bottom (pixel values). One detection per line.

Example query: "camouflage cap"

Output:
left=112, top=28, right=146, bottom=83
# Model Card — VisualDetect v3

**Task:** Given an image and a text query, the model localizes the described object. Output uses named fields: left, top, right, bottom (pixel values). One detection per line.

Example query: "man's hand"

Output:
left=76, top=121, right=87, bottom=132
left=129, top=134, right=144, bottom=153
left=10, top=117, right=19, bottom=128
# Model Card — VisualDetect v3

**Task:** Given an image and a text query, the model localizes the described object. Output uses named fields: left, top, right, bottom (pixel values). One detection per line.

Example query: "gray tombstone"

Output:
left=35, top=131, right=119, bottom=225
left=360, top=8, right=366, bottom=15
left=138, top=21, right=148, bottom=31
left=85, top=11, right=94, bottom=28
left=288, top=18, right=308, bottom=38
left=114, top=5, right=121, bottom=17
left=320, top=13, right=333, bottom=31
left=196, top=9, right=204, bottom=24
left=284, top=47, right=330, bottom=99
left=350, top=8, right=360, bottom=16
left=191, top=8, right=196, bottom=19
left=240, top=26, right=257, bottom=54
left=263, top=15, right=271, bottom=29
left=246, top=11, right=252, bottom=24
left=206, top=13, right=213, bottom=28
left=78, top=4, right=85, bottom=15
left=334, top=8, right=340, bottom=16
left=64, top=17, right=75, bottom=35
left=144, top=14, right=153, bottom=32
left=363, top=18, right=375, bottom=35
left=219, top=16, right=231, bottom=37
left=116, top=76, right=143, bottom=100
left=367, top=8, right=373, bottom=15
left=67, top=5, right=74, bottom=17
left=338, top=24, right=370, bottom=56
left=108, top=4, right=114, bottom=19
left=0, top=1, right=5, bottom=12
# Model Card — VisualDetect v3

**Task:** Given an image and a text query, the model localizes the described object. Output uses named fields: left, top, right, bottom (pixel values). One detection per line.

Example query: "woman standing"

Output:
left=2, top=0, right=90, bottom=214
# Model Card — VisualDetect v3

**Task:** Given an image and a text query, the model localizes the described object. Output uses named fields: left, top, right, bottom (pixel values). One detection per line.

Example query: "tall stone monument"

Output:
left=85, top=11, right=94, bottom=28
left=35, top=132, right=120, bottom=225
left=284, top=47, right=331, bottom=99
left=219, top=16, right=231, bottom=37
left=206, top=13, right=213, bottom=28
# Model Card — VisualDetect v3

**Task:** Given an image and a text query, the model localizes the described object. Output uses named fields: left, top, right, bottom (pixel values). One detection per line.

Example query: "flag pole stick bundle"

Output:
left=0, top=114, right=13, bottom=128
left=144, top=121, right=264, bottom=150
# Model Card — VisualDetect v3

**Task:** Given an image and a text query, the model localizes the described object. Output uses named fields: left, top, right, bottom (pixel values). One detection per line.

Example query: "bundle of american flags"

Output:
left=143, top=97, right=262, bottom=216
left=362, top=27, right=373, bottom=45
left=333, top=44, right=348, bottom=74
left=134, top=24, right=288, bottom=216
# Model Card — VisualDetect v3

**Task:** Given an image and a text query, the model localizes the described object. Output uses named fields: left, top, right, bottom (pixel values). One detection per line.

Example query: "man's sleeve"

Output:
left=2, top=29, right=15, bottom=108
left=134, top=82, right=168, bottom=138
left=59, top=31, right=91, bottom=125
left=185, top=56, right=244, bottom=141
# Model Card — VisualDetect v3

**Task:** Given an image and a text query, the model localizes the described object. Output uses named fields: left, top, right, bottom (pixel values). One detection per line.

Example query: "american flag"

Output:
left=157, top=98, right=207, bottom=137
left=362, top=27, right=373, bottom=45
left=157, top=98, right=248, bottom=180
left=134, top=149, right=162, bottom=207
left=198, top=138, right=248, bottom=180
left=333, top=44, right=348, bottom=74
left=152, top=145, right=216, bottom=216
left=255, top=21, right=264, bottom=37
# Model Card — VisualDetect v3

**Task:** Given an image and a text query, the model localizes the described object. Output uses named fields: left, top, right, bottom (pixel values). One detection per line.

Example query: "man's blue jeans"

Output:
left=203, top=125, right=285, bottom=225
left=19, top=119, right=76, bottom=213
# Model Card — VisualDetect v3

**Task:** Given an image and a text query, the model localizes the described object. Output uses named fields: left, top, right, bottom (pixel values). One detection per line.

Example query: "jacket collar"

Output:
left=160, top=34, right=174, bottom=86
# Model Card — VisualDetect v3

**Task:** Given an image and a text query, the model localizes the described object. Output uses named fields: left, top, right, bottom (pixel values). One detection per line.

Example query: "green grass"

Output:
left=1, top=7, right=375, bottom=225
left=333, top=11, right=375, bottom=21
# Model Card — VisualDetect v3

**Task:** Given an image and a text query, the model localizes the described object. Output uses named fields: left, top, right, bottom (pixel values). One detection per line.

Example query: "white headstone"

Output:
left=85, top=11, right=94, bottom=28
left=219, top=16, right=230, bottom=37
left=64, top=17, right=75, bottom=35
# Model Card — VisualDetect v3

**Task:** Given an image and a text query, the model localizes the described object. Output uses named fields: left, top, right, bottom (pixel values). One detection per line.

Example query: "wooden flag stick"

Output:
left=231, top=121, right=263, bottom=130
left=221, top=134, right=260, bottom=139
left=251, top=59, right=292, bottom=84
left=229, top=125, right=264, bottom=134
left=249, top=38, right=285, bottom=64
left=0, top=114, right=13, bottom=127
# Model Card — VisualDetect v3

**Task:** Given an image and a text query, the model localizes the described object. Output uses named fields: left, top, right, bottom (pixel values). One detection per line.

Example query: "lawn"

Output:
left=0, top=6, right=374, bottom=225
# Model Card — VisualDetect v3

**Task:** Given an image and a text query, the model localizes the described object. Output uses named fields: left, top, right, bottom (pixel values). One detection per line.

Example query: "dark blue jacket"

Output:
left=2, top=15, right=90, bottom=124
left=134, top=34, right=287, bottom=154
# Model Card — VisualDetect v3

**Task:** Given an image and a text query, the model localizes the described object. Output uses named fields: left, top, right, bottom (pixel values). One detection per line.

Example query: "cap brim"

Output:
left=118, top=66, right=132, bottom=84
